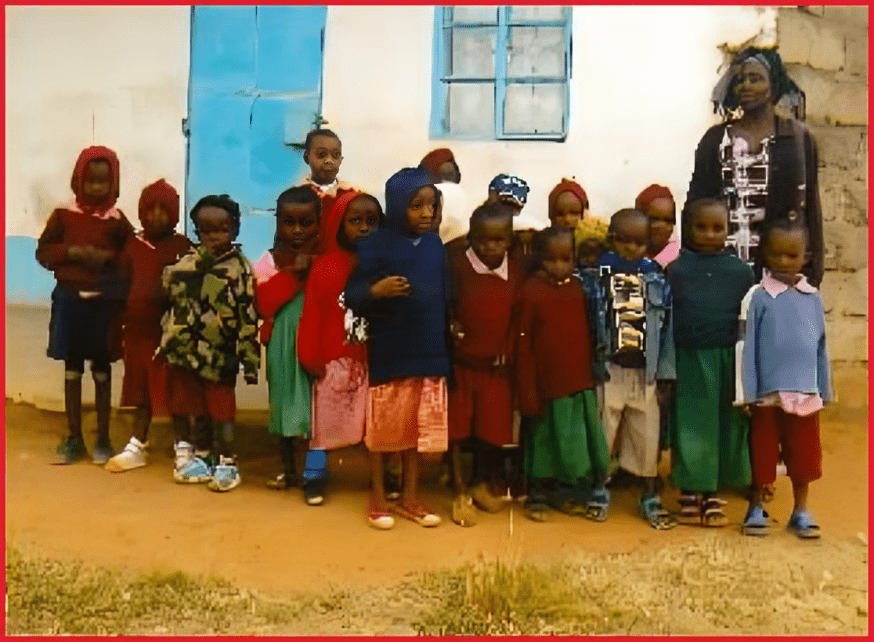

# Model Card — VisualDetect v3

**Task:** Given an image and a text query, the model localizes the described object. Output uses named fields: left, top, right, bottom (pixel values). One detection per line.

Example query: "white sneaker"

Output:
left=174, top=441, right=194, bottom=471
left=104, top=437, right=147, bottom=472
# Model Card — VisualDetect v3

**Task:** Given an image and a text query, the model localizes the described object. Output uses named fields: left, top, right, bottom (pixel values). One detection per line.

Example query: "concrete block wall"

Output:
left=778, top=6, right=868, bottom=367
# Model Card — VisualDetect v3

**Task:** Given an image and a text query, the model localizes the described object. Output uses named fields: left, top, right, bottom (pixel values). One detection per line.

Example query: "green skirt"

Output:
left=265, top=293, right=311, bottom=438
left=670, top=345, right=750, bottom=492
left=525, top=390, right=610, bottom=482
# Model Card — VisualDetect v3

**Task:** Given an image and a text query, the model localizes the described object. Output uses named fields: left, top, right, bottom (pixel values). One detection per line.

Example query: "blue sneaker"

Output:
left=92, top=436, right=113, bottom=465
left=208, top=456, right=241, bottom=492
left=174, top=454, right=214, bottom=484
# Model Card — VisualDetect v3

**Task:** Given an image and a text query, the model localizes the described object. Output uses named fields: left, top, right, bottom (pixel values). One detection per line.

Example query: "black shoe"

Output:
left=303, top=478, right=326, bottom=506
left=54, top=434, right=87, bottom=465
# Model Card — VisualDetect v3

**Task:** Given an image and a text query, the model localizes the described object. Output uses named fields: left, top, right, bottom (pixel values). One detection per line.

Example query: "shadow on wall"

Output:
left=6, top=236, right=55, bottom=306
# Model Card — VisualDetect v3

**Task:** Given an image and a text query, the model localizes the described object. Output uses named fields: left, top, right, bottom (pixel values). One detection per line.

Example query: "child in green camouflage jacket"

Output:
left=158, top=194, right=260, bottom=492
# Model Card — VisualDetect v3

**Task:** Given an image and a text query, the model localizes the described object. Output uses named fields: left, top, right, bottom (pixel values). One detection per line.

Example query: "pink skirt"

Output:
left=365, top=377, right=448, bottom=453
left=309, top=358, right=368, bottom=450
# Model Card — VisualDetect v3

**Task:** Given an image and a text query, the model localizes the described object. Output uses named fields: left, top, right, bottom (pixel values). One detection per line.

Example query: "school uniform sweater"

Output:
left=515, top=272, right=594, bottom=417
left=449, top=248, right=521, bottom=370
left=667, top=249, right=754, bottom=348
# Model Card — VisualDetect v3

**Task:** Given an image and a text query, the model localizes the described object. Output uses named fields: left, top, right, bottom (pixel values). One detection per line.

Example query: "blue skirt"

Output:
left=47, top=285, right=124, bottom=364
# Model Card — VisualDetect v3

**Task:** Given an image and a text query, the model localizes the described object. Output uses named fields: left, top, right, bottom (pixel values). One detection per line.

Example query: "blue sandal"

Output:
left=742, top=504, right=770, bottom=536
left=639, top=494, right=677, bottom=530
left=787, top=509, right=821, bottom=539
left=584, top=488, right=610, bottom=522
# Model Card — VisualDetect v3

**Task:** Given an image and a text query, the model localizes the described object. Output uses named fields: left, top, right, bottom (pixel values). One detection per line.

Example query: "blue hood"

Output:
left=384, top=167, right=435, bottom=231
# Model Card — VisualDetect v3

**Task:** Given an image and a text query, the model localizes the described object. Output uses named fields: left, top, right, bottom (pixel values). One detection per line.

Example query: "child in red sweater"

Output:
left=106, top=180, right=191, bottom=471
left=36, top=146, right=133, bottom=465
left=298, top=191, right=382, bottom=505
left=447, top=202, right=522, bottom=526
left=515, top=227, right=610, bottom=521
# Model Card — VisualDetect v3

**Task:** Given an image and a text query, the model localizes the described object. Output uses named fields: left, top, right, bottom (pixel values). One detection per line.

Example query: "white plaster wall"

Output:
left=321, top=6, right=777, bottom=227
left=5, top=6, right=190, bottom=238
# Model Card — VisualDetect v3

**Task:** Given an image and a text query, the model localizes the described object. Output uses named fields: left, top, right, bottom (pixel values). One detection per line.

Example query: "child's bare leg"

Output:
left=791, top=479, right=809, bottom=513
left=64, top=366, right=83, bottom=438
left=172, top=414, right=191, bottom=444
left=370, top=451, right=387, bottom=511
left=451, top=443, right=477, bottom=526
left=132, top=406, right=151, bottom=443
left=451, top=443, right=467, bottom=496
left=193, top=416, right=213, bottom=457
left=92, top=364, right=111, bottom=442
left=402, top=448, right=419, bottom=503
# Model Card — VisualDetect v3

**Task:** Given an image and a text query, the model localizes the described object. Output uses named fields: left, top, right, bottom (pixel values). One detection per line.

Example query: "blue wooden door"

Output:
left=186, top=5, right=327, bottom=260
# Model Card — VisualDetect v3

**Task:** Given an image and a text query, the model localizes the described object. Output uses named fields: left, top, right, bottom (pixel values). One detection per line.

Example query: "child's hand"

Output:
left=370, top=276, right=411, bottom=300
left=656, top=380, right=675, bottom=406
left=742, top=404, right=754, bottom=417
left=311, top=365, right=326, bottom=380
left=69, top=245, right=113, bottom=267
left=450, top=320, right=464, bottom=340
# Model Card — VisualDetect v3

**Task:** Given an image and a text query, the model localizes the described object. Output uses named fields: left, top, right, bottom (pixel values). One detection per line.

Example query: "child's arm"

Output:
left=736, top=288, right=759, bottom=406
left=35, top=209, right=75, bottom=270
left=815, top=296, right=834, bottom=404
left=297, top=268, right=327, bottom=379
left=236, top=263, right=261, bottom=385
left=514, top=292, right=542, bottom=417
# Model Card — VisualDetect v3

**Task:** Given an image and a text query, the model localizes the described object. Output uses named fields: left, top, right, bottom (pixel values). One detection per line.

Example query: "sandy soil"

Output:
left=5, top=368, right=868, bottom=605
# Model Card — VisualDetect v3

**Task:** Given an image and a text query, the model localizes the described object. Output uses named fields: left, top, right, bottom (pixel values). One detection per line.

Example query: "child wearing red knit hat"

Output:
left=635, top=184, right=680, bottom=267
left=105, top=179, right=191, bottom=472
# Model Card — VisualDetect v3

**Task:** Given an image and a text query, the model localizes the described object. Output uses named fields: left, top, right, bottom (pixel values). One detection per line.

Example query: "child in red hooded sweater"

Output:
left=105, top=179, right=191, bottom=472
left=37, top=146, right=134, bottom=465
left=297, top=191, right=382, bottom=504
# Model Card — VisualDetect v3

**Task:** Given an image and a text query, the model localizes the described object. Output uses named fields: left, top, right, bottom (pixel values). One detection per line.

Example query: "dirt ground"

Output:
left=4, top=367, right=869, bottom=634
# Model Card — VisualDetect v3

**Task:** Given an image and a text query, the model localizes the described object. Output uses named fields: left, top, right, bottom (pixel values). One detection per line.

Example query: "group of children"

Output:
left=40, top=131, right=830, bottom=538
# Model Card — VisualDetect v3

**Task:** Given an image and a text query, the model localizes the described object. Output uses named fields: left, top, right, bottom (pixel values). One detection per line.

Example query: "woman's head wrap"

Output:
left=138, top=179, right=180, bottom=227
left=548, top=179, right=589, bottom=216
left=711, top=47, right=805, bottom=119
left=634, top=184, right=674, bottom=213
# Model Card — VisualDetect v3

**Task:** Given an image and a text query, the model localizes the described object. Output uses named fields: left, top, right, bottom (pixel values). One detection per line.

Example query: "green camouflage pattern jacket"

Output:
left=158, top=245, right=260, bottom=383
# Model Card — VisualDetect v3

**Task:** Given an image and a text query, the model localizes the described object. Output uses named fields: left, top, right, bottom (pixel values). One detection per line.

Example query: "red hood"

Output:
left=70, top=145, right=120, bottom=214
left=138, top=179, right=180, bottom=227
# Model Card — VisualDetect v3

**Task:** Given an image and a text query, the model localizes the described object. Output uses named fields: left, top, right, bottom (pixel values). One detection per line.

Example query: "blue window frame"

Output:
left=430, top=6, right=572, bottom=141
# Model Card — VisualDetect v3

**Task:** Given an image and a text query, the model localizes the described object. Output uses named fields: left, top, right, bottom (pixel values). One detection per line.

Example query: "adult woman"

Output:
left=685, top=47, right=824, bottom=286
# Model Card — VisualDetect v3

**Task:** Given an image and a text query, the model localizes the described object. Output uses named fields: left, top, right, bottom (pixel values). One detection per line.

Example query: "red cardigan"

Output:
left=515, top=272, right=595, bottom=417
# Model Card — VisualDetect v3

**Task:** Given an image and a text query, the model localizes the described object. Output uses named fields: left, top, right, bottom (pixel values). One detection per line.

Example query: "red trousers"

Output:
left=168, top=367, right=236, bottom=422
left=750, top=405, right=822, bottom=489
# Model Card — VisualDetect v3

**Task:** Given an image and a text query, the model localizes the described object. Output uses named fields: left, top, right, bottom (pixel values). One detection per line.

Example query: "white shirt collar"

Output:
left=466, top=247, right=508, bottom=280
left=760, top=269, right=818, bottom=298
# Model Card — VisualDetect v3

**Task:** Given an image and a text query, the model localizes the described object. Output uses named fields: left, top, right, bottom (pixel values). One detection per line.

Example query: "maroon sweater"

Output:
left=121, top=232, right=192, bottom=343
left=36, top=206, right=133, bottom=295
left=515, top=271, right=595, bottom=417
left=449, top=250, right=521, bottom=370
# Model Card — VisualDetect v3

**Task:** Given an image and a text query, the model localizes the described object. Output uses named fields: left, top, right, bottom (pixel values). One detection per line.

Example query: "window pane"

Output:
left=509, top=6, right=566, bottom=22
left=448, top=83, right=495, bottom=136
left=503, top=83, right=564, bottom=135
left=507, top=26, right=566, bottom=78
left=445, top=27, right=496, bottom=78
left=449, top=6, right=498, bottom=24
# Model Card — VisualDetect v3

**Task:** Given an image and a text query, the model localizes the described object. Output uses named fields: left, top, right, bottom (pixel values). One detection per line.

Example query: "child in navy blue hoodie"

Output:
left=345, top=167, right=451, bottom=530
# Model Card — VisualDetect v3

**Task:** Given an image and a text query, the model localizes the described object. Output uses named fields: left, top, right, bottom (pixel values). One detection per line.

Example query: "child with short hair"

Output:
left=599, top=208, right=677, bottom=529
left=37, top=146, right=133, bottom=465
left=345, top=167, right=450, bottom=530
left=105, top=179, right=191, bottom=472
left=516, top=227, right=611, bottom=521
left=447, top=202, right=522, bottom=526
left=737, top=219, right=831, bottom=539
left=159, top=194, right=260, bottom=492
left=253, top=187, right=322, bottom=500
left=636, top=185, right=680, bottom=268
left=297, top=191, right=382, bottom=505
left=299, top=128, right=354, bottom=218
left=667, top=198, right=754, bottom=525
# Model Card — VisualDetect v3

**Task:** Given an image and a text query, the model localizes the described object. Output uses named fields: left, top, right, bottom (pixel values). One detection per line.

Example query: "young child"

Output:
left=447, top=202, right=521, bottom=526
left=548, top=179, right=588, bottom=232
left=159, top=194, right=260, bottom=491
left=106, top=179, right=191, bottom=472
left=516, top=227, right=611, bottom=521
left=299, top=128, right=354, bottom=218
left=36, top=146, right=133, bottom=465
left=667, top=198, right=754, bottom=525
left=636, top=185, right=680, bottom=268
left=345, top=167, right=450, bottom=530
left=737, top=219, right=831, bottom=539
left=297, top=191, right=382, bottom=505
left=253, top=187, right=322, bottom=501
left=599, top=209, right=677, bottom=529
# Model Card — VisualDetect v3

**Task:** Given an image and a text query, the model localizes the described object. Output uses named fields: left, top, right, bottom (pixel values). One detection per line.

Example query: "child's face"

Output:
left=404, top=187, right=437, bottom=236
left=196, top=206, right=234, bottom=255
left=542, top=235, right=575, bottom=282
left=304, top=135, right=342, bottom=185
left=342, top=196, right=380, bottom=246
left=609, top=217, right=650, bottom=261
left=469, top=219, right=512, bottom=270
left=688, top=204, right=728, bottom=254
left=549, top=191, right=584, bottom=231
left=437, top=161, right=461, bottom=184
left=645, top=197, right=675, bottom=252
left=762, top=229, right=807, bottom=286
left=277, top=202, right=319, bottom=252
left=143, top=204, right=175, bottom=241
left=83, top=160, right=112, bottom=204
